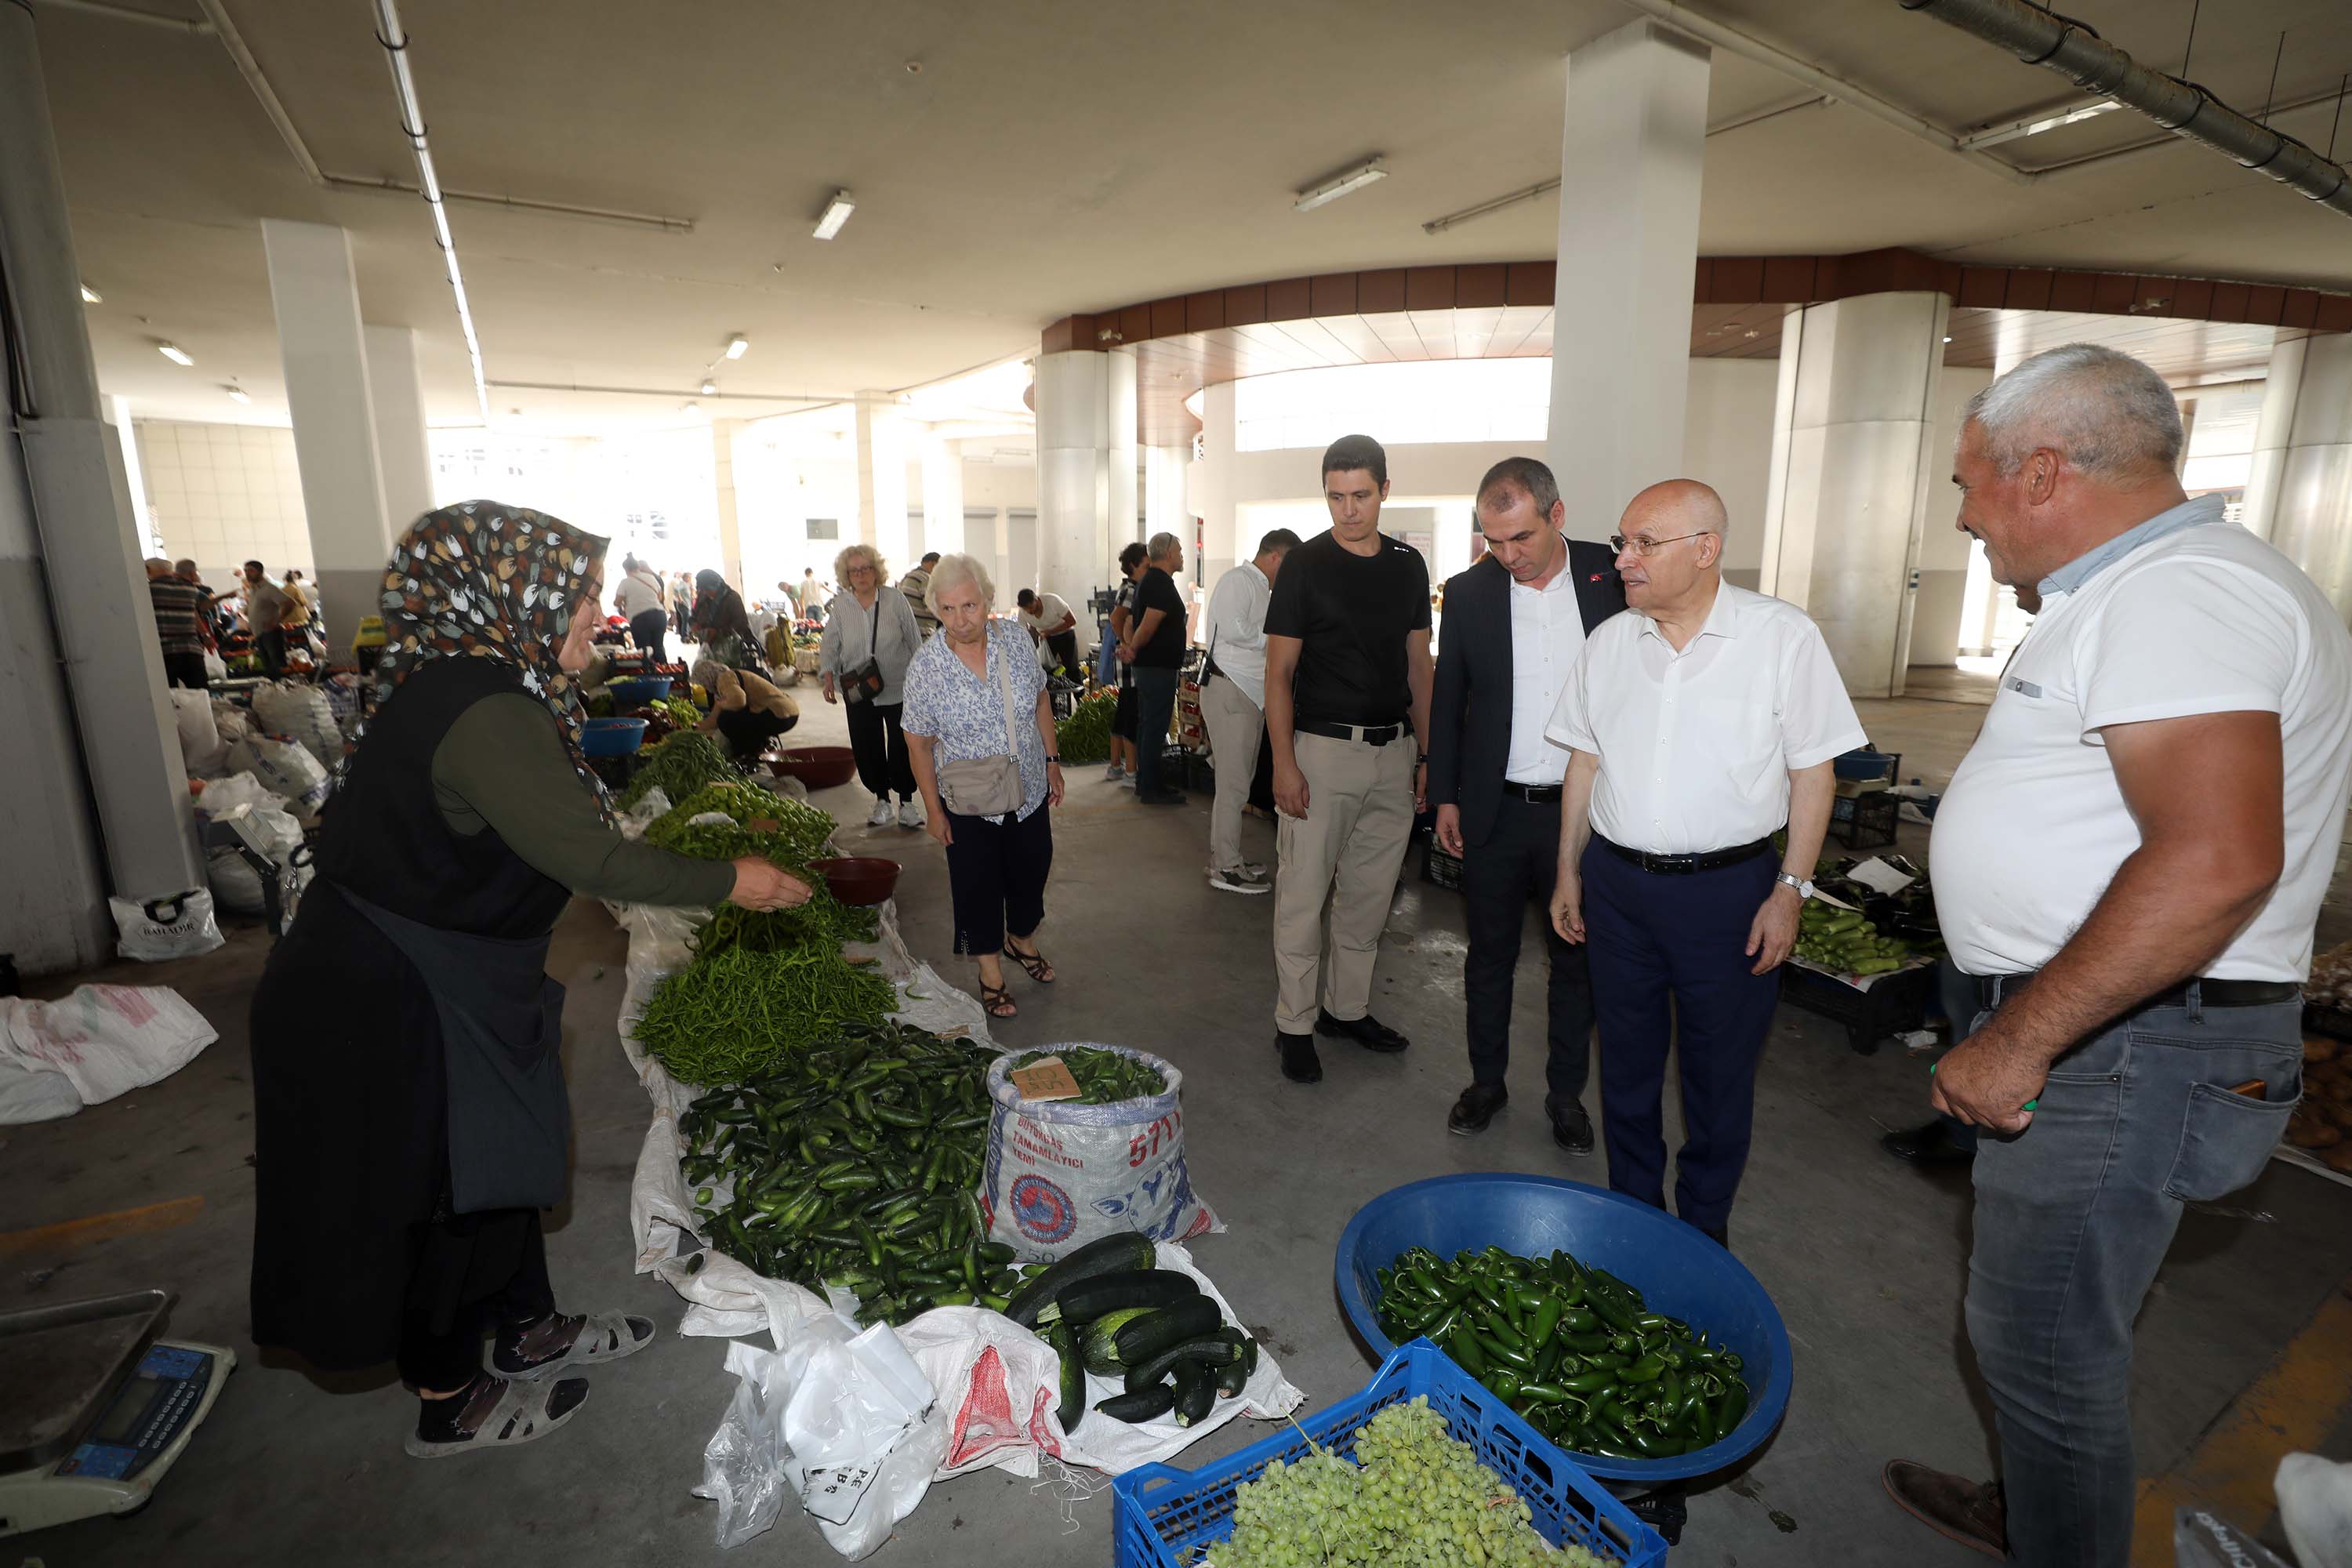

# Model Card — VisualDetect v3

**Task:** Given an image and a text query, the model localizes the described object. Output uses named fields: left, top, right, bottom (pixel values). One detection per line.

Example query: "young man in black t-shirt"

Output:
left=1261, top=434, right=1433, bottom=1083
left=1118, top=532, right=1192, bottom=804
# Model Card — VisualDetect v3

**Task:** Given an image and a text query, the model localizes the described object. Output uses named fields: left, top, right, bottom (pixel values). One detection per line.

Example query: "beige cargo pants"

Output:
left=1272, top=728, right=1417, bottom=1035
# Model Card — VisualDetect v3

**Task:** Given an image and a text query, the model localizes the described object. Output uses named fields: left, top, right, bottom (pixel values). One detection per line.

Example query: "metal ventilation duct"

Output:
left=1901, top=0, right=2352, bottom=218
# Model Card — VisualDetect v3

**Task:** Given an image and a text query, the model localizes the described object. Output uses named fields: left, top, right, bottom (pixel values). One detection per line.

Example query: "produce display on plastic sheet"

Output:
left=616, top=728, right=736, bottom=810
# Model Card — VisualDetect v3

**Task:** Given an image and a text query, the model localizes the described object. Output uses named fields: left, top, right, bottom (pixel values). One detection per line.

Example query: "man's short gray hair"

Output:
left=924, top=552, right=996, bottom=615
left=1146, top=532, right=1181, bottom=562
left=1963, top=343, right=2184, bottom=484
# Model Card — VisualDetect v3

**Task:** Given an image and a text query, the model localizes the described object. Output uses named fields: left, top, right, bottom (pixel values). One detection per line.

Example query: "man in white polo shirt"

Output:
left=1199, top=528, right=1301, bottom=895
left=1883, top=344, right=2352, bottom=1568
left=1548, top=479, right=1864, bottom=1247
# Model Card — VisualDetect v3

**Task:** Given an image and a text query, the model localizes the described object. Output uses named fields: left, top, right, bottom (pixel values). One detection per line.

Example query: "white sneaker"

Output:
left=1240, top=861, right=1270, bottom=878
left=1120, top=772, right=1138, bottom=791
left=866, top=800, right=895, bottom=828
left=1103, top=764, right=1126, bottom=782
left=1209, top=866, right=1272, bottom=895
left=897, top=800, right=924, bottom=829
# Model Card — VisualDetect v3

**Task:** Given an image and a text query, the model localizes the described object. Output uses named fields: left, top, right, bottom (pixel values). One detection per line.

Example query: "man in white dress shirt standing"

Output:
left=1548, top=479, right=1864, bottom=1247
left=1199, top=528, right=1301, bottom=895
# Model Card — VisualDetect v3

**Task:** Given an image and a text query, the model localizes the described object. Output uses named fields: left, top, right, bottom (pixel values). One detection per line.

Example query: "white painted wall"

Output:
left=133, top=419, right=314, bottom=588
left=1911, top=366, right=1993, bottom=668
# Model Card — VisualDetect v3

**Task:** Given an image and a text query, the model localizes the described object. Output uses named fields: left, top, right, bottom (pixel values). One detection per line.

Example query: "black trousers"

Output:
left=628, top=608, right=669, bottom=666
left=1132, top=666, right=1179, bottom=795
left=944, top=804, right=1053, bottom=956
left=163, top=651, right=210, bottom=691
left=1045, top=630, right=1079, bottom=678
left=846, top=698, right=916, bottom=800
left=715, top=706, right=796, bottom=762
left=256, top=626, right=288, bottom=675
left=1462, top=793, right=1595, bottom=1107
left=397, top=1208, right=555, bottom=1392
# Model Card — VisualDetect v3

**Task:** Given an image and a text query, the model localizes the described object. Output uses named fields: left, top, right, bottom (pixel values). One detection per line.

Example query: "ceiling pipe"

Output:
left=1901, top=0, right=2352, bottom=219
left=32, top=0, right=213, bottom=34
left=372, top=0, right=489, bottom=422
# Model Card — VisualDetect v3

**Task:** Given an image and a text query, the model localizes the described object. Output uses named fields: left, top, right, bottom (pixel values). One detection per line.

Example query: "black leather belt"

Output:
left=1978, top=973, right=2300, bottom=1011
left=1501, top=781, right=1563, bottom=804
left=1595, top=833, right=1773, bottom=875
left=1297, top=719, right=1406, bottom=746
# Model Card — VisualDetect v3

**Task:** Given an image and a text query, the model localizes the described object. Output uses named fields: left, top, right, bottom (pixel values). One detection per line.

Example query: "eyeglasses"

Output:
left=1609, top=531, right=1711, bottom=557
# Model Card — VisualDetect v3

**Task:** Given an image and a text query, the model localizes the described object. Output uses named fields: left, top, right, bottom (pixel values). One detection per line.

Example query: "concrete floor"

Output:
left=6, top=684, right=2350, bottom=1566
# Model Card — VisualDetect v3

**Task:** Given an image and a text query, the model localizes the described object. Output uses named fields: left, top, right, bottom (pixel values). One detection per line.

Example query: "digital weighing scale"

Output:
left=0, top=1290, right=234, bottom=1537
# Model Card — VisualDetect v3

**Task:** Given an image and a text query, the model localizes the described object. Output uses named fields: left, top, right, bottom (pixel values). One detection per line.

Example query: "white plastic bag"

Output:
left=194, top=771, right=282, bottom=821
left=2278, top=1452, right=2352, bottom=1568
left=211, top=699, right=253, bottom=750
left=251, top=678, right=343, bottom=770
left=228, top=735, right=330, bottom=814
left=206, top=845, right=267, bottom=916
left=0, top=1056, right=83, bottom=1124
left=107, top=891, right=224, bottom=963
left=203, top=649, right=229, bottom=682
left=170, top=689, right=227, bottom=775
left=695, top=1316, right=946, bottom=1559
left=0, top=985, right=218, bottom=1104
left=980, top=1044, right=1221, bottom=1261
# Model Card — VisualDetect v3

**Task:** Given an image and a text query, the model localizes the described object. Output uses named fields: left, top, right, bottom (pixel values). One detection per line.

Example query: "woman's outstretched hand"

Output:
left=728, top=857, right=812, bottom=912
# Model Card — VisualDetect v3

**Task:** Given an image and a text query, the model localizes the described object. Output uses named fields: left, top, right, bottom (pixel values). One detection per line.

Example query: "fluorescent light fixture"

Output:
left=156, top=342, right=194, bottom=366
left=1294, top=157, right=1386, bottom=213
left=812, top=190, right=855, bottom=240
left=80, top=282, right=102, bottom=304
left=225, top=385, right=251, bottom=404
left=1944, top=336, right=1954, bottom=344
left=1957, top=99, right=2122, bottom=152
left=724, top=334, right=750, bottom=360
left=682, top=401, right=702, bottom=415
left=700, top=379, right=718, bottom=396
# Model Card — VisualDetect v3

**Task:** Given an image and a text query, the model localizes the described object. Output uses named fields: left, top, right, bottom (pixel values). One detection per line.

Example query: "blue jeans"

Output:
left=1965, top=993, right=2301, bottom=1567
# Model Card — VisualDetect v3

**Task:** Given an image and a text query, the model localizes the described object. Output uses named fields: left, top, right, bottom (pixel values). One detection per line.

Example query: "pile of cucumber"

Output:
left=1004, top=1233, right=1258, bottom=1430
left=1795, top=900, right=1912, bottom=975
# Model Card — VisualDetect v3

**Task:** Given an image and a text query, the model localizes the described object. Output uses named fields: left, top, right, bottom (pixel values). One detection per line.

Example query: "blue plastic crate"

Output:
left=1111, top=1338, right=1668, bottom=1568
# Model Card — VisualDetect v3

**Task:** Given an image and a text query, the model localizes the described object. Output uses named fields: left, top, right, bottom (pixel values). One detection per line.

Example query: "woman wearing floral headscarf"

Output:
left=247, top=502, right=809, bottom=1460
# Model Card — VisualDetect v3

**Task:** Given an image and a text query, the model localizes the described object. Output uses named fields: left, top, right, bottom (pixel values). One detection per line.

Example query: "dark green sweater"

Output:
left=431, top=693, right=736, bottom=909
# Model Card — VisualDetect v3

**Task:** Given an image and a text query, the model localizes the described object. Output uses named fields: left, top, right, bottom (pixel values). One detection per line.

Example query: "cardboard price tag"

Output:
left=1010, top=1056, right=1082, bottom=1102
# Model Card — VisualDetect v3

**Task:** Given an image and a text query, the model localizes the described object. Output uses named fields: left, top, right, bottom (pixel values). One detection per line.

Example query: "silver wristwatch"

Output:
left=1775, top=871, right=1815, bottom=899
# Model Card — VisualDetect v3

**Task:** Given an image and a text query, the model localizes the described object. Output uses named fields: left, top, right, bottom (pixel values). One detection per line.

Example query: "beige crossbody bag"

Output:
left=935, top=644, right=1029, bottom=818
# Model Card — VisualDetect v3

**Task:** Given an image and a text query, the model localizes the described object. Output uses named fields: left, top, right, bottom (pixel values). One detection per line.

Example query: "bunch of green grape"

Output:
left=1212, top=1398, right=1617, bottom=1568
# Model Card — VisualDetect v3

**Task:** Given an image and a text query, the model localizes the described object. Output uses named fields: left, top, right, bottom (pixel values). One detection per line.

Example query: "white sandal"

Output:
left=405, top=1374, right=589, bottom=1459
left=489, top=1309, right=655, bottom=1381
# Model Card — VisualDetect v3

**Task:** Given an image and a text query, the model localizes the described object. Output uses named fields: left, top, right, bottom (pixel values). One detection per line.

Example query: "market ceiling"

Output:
left=35, top=0, right=2352, bottom=430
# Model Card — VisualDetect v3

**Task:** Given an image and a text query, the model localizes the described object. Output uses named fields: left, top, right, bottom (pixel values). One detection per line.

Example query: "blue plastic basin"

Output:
left=581, top=716, right=649, bottom=757
left=606, top=676, right=674, bottom=709
left=1335, top=1172, right=1791, bottom=1485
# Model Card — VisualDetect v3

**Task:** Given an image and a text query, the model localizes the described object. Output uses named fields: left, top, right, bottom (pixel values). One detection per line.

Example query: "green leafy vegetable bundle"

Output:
left=635, top=937, right=896, bottom=1086
left=648, top=780, right=840, bottom=866
left=616, top=729, right=735, bottom=810
left=1055, top=690, right=1117, bottom=765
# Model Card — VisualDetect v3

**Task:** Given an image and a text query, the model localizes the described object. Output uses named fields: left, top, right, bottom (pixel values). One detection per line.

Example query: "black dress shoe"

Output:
left=1881, top=1119, right=1977, bottom=1167
left=1316, top=1010, right=1409, bottom=1053
left=1544, top=1097, right=1595, bottom=1156
left=1276, top=1031, right=1322, bottom=1083
left=1448, top=1083, right=1508, bottom=1135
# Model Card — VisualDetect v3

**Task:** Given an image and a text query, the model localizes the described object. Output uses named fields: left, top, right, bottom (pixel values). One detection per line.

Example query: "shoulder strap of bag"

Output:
left=992, top=630, right=1025, bottom=757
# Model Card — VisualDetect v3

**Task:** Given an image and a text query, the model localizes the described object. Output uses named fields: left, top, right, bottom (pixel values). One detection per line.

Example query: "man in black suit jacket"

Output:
left=1425, top=456, right=1626, bottom=1150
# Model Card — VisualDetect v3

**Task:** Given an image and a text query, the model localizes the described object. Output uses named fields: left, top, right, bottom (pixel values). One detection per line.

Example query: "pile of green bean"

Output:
left=695, top=898, right=879, bottom=959
left=1054, top=690, right=1118, bottom=766
left=635, top=936, right=897, bottom=1086
left=1009, top=1046, right=1165, bottom=1104
left=617, top=730, right=735, bottom=810
left=648, top=780, right=840, bottom=864
left=1375, top=1245, right=1751, bottom=1461
left=681, top=1021, right=1011, bottom=1323
left=656, top=695, right=702, bottom=731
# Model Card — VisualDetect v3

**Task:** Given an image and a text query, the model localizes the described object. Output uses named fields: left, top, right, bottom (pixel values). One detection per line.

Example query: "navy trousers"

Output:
left=1581, top=840, right=1780, bottom=1232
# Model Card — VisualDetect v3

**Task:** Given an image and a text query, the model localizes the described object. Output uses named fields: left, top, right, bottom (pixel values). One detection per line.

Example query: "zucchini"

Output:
left=1094, top=1384, right=1177, bottom=1424
left=1003, top=1232, right=1156, bottom=1327
left=1051, top=1319, right=1085, bottom=1435
left=1080, top=1308, right=1161, bottom=1374
left=1105, top=1297, right=1223, bottom=1370
left=1172, top=1359, right=1214, bottom=1427
left=1039, top=1269, right=1202, bottom=1328
left=1123, top=1337, right=1241, bottom=1394
left=1212, top=1355, right=1249, bottom=1399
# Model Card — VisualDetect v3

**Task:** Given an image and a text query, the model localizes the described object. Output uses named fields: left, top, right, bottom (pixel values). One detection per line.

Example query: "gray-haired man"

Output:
left=1118, top=532, right=1189, bottom=805
left=1200, top=527, right=1301, bottom=894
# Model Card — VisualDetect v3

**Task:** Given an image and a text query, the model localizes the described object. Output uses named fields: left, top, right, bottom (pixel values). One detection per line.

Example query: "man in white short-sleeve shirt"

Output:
left=1545, top=479, right=1864, bottom=1248
left=1885, top=344, right=2352, bottom=1568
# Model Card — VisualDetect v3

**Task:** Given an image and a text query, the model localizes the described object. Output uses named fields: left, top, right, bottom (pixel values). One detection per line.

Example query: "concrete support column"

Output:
left=920, top=433, right=965, bottom=559
left=1105, top=346, right=1138, bottom=572
left=711, top=419, right=745, bottom=590
left=365, top=323, right=435, bottom=535
left=262, top=220, right=393, bottom=655
left=1189, top=383, right=1239, bottom=593
left=0, top=2, right=198, bottom=944
left=854, top=394, right=909, bottom=569
left=1545, top=19, right=1711, bottom=539
left=1144, top=441, right=1189, bottom=555
left=1035, top=349, right=1110, bottom=609
left=1759, top=291, right=1951, bottom=697
left=2245, top=334, right=2352, bottom=622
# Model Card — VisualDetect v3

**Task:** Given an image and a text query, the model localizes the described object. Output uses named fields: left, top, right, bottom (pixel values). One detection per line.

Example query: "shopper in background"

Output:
left=799, top=568, right=827, bottom=626
left=1550, top=480, right=1863, bottom=1247
left=1884, top=344, right=2352, bottom=1568
left=1118, top=532, right=1190, bottom=806
left=688, top=569, right=764, bottom=673
left=900, top=551, right=942, bottom=640
left=241, top=558, right=294, bottom=676
left=1015, top=586, right=1081, bottom=678
left=1198, top=527, right=1301, bottom=895
left=1262, top=434, right=1432, bottom=1083
left=1105, top=542, right=1148, bottom=786
left=818, top=543, right=924, bottom=829
left=613, top=555, right=670, bottom=665
left=248, top=501, right=808, bottom=1460
left=690, top=656, right=800, bottom=763
left=901, top=553, right=1064, bottom=1020
left=145, top=557, right=212, bottom=691
left=1428, top=457, right=1624, bottom=1151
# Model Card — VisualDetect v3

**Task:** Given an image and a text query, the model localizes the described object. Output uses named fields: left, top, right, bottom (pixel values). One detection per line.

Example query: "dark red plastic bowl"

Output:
left=808, top=856, right=901, bottom=906
left=764, top=746, right=858, bottom=789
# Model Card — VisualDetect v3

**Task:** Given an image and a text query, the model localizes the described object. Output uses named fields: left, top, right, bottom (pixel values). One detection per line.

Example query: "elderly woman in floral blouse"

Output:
left=900, top=553, right=1064, bottom=1018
